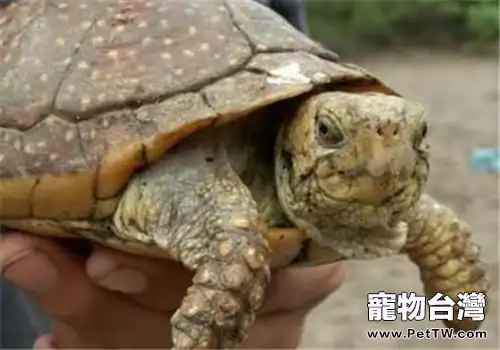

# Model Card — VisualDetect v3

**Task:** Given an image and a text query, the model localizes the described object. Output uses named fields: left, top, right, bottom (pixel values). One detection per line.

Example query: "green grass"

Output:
left=305, top=0, right=499, bottom=56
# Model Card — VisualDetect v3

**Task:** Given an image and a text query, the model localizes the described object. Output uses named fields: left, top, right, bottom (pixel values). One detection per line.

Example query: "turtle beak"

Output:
left=363, top=119, right=416, bottom=178
left=365, top=143, right=416, bottom=178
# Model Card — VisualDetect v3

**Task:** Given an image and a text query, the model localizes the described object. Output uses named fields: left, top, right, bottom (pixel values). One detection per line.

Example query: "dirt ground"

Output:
left=299, top=52, right=499, bottom=349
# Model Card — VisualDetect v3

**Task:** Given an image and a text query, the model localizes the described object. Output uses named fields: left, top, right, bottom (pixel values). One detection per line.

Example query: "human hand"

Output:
left=0, top=231, right=346, bottom=349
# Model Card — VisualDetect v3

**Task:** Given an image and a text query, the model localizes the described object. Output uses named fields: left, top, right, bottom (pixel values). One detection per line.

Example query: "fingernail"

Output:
left=327, top=261, right=347, bottom=289
left=2, top=250, right=58, bottom=294
left=97, top=268, right=148, bottom=294
left=33, top=334, right=58, bottom=350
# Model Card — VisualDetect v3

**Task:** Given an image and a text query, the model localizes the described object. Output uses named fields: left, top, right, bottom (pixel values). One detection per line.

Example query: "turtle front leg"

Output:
left=402, top=193, right=489, bottom=331
left=112, top=138, right=270, bottom=349
left=168, top=198, right=270, bottom=350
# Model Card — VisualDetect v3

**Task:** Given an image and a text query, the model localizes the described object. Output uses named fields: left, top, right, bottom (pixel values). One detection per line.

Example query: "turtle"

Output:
left=0, top=0, right=489, bottom=349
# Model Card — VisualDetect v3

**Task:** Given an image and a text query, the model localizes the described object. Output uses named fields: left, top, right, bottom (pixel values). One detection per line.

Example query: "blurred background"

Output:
left=306, top=0, right=498, bottom=56
left=296, top=0, right=499, bottom=349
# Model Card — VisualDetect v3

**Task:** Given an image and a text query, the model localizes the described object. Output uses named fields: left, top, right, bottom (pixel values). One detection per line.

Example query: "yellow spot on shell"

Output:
left=126, top=49, right=137, bottom=57
left=24, top=144, right=36, bottom=154
left=141, top=37, right=153, bottom=46
left=77, top=61, right=90, bottom=69
left=92, top=36, right=105, bottom=46
left=128, top=78, right=140, bottom=85
left=57, top=14, right=69, bottom=21
left=64, top=130, right=75, bottom=141
left=80, top=20, right=92, bottom=29
left=107, top=50, right=119, bottom=60
left=80, top=97, right=91, bottom=110
left=13, top=140, right=22, bottom=150
left=91, top=70, right=101, bottom=80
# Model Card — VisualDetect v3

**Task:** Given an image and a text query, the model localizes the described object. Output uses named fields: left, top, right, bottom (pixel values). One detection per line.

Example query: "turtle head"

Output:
left=275, top=91, right=430, bottom=256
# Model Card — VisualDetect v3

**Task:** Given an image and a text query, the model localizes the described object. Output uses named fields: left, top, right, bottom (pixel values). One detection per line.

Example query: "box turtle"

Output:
left=0, top=0, right=489, bottom=348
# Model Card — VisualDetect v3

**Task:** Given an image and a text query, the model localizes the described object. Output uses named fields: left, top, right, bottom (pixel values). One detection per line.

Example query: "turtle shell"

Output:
left=0, top=0, right=396, bottom=222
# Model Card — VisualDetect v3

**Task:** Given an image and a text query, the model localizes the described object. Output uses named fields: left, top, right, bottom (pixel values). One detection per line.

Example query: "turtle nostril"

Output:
left=377, top=123, right=400, bottom=137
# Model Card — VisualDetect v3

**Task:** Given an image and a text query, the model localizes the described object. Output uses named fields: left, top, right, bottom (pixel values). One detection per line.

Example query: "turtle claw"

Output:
left=171, top=259, right=268, bottom=349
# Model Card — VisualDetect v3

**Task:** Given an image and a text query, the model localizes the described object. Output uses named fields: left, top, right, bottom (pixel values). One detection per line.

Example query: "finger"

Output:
left=1, top=232, right=172, bottom=349
left=86, top=246, right=346, bottom=316
left=50, top=320, right=104, bottom=349
left=243, top=309, right=309, bottom=349
left=44, top=310, right=310, bottom=350
left=33, top=334, right=57, bottom=350
left=86, top=246, right=193, bottom=311
left=260, top=261, right=346, bottom=314
left=0, top=232, right=59, bottom=293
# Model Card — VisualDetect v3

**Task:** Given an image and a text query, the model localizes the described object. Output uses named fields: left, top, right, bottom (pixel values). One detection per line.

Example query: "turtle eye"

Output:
left=420, top=122, right=428, bottom=139
left=316, top=115, right=345, bottom=148
left=413, top=121, right=428, bottom=147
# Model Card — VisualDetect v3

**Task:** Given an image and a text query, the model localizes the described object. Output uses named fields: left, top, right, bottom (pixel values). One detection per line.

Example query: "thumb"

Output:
left=260, top=261, right=346, bottom=314
left=33, top=334, right=57, bottom=350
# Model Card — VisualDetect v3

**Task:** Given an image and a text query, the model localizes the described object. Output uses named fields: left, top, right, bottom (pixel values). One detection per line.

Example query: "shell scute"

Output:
left=0, top=0, right=392, bottom=221
left=0, top=0, right=105, bottom=129
left=54, top=0, right=252, bottom=116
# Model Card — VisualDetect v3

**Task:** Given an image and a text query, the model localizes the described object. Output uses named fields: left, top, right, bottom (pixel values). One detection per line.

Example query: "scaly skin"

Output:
left=275, top=91, right=429, bottom=259
left=111, top=91, right=486, bottom=349
left=275, top=91, right=487, bottom=331
left=403, top=194, right=488, bottom=331
left=113, top=127, right=271, bottom=349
